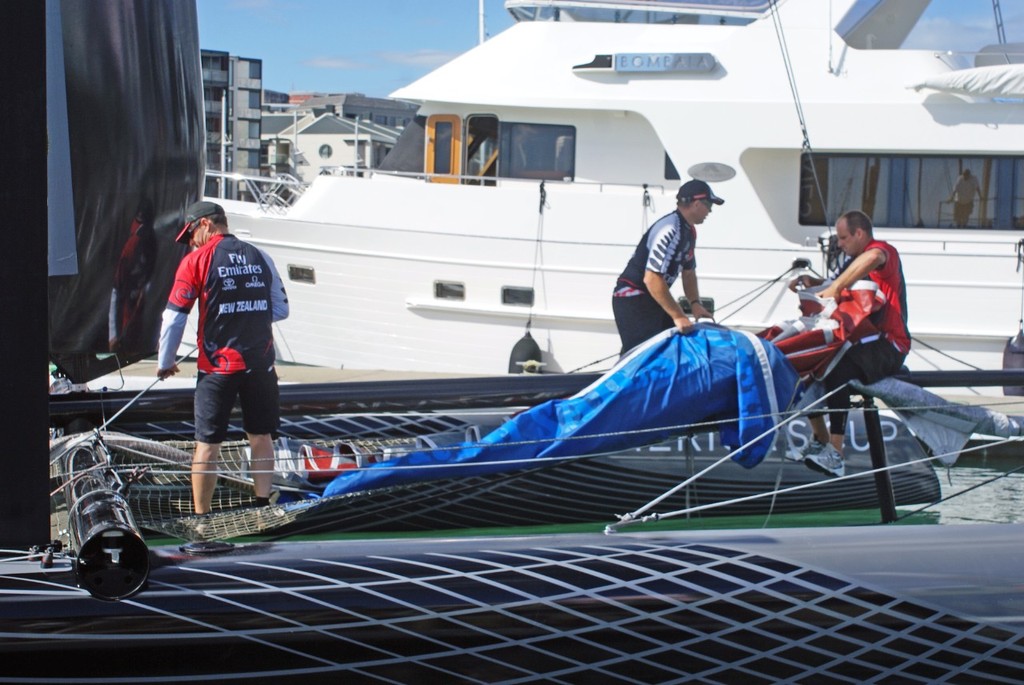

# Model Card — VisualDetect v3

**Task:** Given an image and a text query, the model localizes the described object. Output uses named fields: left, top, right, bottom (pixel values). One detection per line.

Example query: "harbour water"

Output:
left=923, top=452, right=1024, bottom=524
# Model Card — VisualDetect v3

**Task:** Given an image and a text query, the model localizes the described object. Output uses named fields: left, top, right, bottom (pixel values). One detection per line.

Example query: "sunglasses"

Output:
left=182, top=215, right=212, bottom=242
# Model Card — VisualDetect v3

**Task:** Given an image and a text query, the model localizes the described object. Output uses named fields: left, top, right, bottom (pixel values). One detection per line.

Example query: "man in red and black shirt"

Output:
left=793, top=209, right=911, bottom=478
left=157, top=201, right=289, bottom=515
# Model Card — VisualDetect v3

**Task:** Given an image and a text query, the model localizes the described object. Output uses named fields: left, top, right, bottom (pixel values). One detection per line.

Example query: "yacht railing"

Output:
left=205, top=169, right=308, bottom=213
left=316, top=164, right=671, bottom=195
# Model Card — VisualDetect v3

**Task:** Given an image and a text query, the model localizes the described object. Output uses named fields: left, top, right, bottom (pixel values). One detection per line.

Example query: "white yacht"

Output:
left=214, top=0, right=1024, bottom=381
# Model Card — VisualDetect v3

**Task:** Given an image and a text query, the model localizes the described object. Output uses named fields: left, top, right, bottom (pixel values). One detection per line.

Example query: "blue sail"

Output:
left=323, top=325, right=801, bottom=498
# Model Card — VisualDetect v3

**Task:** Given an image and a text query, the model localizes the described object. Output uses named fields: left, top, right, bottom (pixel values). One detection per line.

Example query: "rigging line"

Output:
left=769, top=0, right=833, bottom=239
left=760, top=463, right=786, bottom=528
left=606, top=382, right=849, bottom=532
left=98, top=401, right=838, bottom=480
left=641, top=183, right=652, bottom=234
left=135, top=399, right=855, bottom=466
left=99, top=387, right=1014, bottom=484
left=633, top=432, right=1024, bottom=528
left=714, top=264, right=812, bottom=323
left=896, top=457, right=1024, bottom=523
left=95, top=345, right=199, bottom=433
left=637, top=434, right=977, bottom=526
left=628, top=450, right=937, bottom=524
left=0, top=550, right=71, bottom=562
left=526, top=181, right=548, bottom=331
left=1017, top=239, right=1024, bottom=325
left=910, top=335, right=984, bottom=371
left=565, top=351, right=619, bottom=374
left=104, top=387, right=976, bottom=475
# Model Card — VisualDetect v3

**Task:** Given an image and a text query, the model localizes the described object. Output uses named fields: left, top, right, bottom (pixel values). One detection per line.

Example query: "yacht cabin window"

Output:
left=505, top=0, right=765, bottom=25
left=434, top=281, right=465, bottom=300
left=799, top=153, right=1024, bottom=230
left=425, top=115, right=576, bottom=183
left=501, top=286, right=535, bottom=307
left=498, top=123, right=576, bottom=181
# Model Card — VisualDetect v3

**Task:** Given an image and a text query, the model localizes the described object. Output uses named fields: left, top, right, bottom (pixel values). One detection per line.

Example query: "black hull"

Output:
left=267, top=451, right=940, bottom=537
left=2, top=525, right=1022, bottom=682
left=79, top=405, right=940, bottom=541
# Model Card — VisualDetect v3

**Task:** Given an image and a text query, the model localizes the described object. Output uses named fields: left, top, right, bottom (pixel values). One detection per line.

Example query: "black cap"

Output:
left=176, top=201, right=224, bottom=244
left=676, top=179, right=724, bottom=205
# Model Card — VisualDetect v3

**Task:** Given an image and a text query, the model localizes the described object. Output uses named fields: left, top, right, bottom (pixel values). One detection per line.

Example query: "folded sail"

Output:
left=323, top=325, right=801, bottom=498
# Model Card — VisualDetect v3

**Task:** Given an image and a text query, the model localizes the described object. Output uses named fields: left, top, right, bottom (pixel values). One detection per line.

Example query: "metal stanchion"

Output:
left=861, top=396, right=897, bottom=523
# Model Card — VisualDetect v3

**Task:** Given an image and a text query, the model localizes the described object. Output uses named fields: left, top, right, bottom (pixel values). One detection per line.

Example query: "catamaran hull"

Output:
left=256, top=447, right=940, bottom=537
left=2, top=525, right=1022, bottom=682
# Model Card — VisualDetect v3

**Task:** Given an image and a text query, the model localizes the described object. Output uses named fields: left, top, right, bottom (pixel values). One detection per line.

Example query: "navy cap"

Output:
left=676, top=179, right=724, bottom=205
left=175, top=201, right=224, bottom=244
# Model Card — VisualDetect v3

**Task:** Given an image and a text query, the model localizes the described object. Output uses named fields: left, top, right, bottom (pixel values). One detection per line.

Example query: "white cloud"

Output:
left=376, top=49, right=461, bottom=68
left=303, top=56, right=366, bottom=70
left=302, top=49, right=458, bottom=73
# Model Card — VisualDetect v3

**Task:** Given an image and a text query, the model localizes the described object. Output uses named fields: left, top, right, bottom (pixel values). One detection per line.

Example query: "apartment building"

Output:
left=201, top=49, right=263, bottom=200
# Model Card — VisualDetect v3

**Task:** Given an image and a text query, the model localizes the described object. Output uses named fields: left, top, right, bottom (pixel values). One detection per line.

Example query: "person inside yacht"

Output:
left=611, top=179, right=723, bottom=355
left=949, top=168, right=982, bottom=228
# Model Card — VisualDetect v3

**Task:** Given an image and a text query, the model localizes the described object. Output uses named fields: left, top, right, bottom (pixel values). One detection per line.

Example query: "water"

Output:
left=918, top=454, right=1024, bottom=524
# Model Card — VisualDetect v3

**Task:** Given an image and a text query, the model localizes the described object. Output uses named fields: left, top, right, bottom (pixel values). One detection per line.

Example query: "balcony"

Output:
left=202, top=68, right=228, bottom=85
left=235, top=76, right=261, bottom=90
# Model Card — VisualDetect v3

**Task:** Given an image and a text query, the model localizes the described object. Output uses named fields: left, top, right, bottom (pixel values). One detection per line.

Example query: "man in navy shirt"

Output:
left=157, top=201, right=289, bottom=516
left=612, top=179, right=724, bottom=354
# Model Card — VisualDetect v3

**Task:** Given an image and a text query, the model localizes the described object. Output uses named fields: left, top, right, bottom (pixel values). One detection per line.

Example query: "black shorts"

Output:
left=612, top=294, right=673, bottom=355
left=193, top=367, right=280, bottom=444
left=818, top=339, right=907, bottom=433
left=826, top=339, right=906, bottom=390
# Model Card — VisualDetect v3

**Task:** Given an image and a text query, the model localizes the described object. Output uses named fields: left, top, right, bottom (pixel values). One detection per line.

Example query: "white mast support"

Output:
left=479, top=0, right=486, bottom=44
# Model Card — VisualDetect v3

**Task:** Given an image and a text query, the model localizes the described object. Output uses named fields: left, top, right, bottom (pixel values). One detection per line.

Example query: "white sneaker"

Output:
left=804, top=443, right=845, bottom=478
left=786, top=438, right=828, bottom=462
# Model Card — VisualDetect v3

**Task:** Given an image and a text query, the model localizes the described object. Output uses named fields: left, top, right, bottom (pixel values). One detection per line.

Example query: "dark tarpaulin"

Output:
left=48, top=0, right=205, bottom=383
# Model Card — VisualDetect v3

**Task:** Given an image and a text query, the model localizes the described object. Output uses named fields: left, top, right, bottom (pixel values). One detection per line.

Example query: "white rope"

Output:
left=59, top=391, right=853, bottom=480
left=648, top=433, right=1024, bottom=523
left=94, top=344, right=199, bottom=433
left=604, top=383, right=845, bottom=532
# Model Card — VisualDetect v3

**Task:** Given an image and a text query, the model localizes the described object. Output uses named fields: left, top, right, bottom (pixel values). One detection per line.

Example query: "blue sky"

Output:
left=197, top=0, right=1022, bottom=98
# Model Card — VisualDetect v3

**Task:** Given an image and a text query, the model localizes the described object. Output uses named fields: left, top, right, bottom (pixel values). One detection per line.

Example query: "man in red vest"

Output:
left=791, top=210, right=911, bottom=477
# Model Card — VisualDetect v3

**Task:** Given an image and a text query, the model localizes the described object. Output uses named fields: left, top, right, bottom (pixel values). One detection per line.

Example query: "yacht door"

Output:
left=426, top=114, right=462, bottom=183
left=465, top=115, right=499, bottom=185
